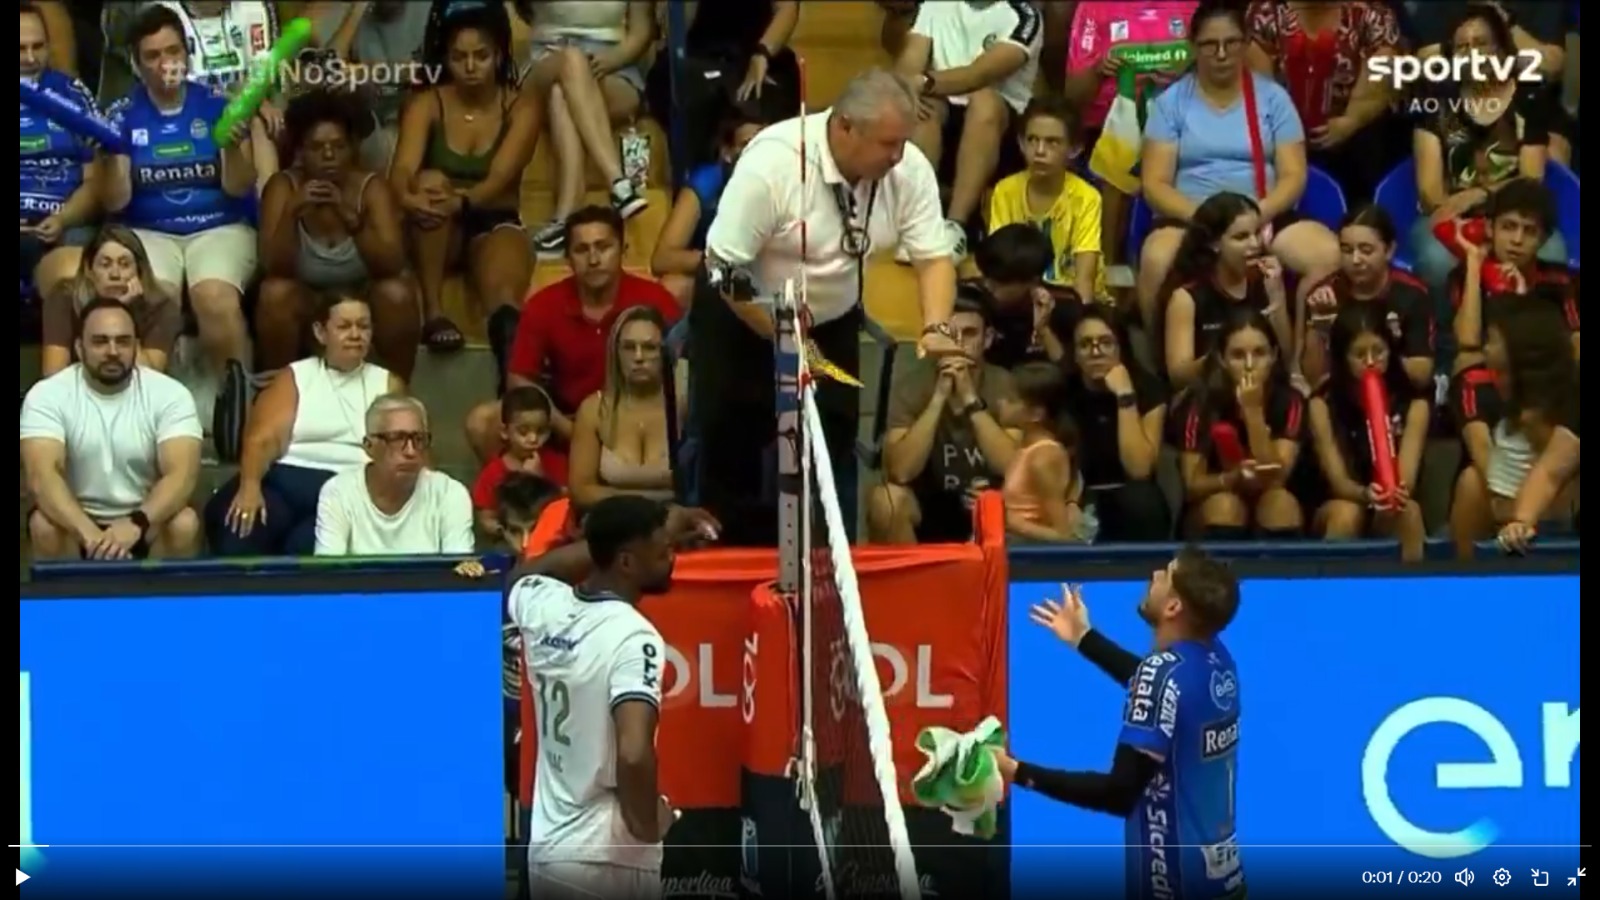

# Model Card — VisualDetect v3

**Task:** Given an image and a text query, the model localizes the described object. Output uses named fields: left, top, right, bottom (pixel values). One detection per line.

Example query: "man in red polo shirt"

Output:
left=464, top=206, right=681, bottom=466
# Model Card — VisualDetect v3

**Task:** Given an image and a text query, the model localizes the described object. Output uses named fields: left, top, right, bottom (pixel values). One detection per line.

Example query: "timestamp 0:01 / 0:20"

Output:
left=1361, top=871, right=1444, bottom=885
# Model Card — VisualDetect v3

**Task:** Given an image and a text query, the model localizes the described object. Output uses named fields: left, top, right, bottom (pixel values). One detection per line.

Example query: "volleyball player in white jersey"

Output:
left=506, top=495, right=717, bottom=900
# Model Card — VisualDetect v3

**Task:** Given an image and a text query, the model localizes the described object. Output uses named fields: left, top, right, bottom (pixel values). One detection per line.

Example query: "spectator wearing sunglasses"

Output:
left=314, top=393, right=473, bottom=557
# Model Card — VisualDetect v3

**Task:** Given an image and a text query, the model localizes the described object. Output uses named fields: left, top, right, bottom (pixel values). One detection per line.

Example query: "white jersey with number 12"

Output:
left=508, top=574, right=666, bottom=871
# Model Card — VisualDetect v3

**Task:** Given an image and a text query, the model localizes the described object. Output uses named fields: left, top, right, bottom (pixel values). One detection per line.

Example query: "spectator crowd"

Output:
left=20, top=0, right=1581, bottom=569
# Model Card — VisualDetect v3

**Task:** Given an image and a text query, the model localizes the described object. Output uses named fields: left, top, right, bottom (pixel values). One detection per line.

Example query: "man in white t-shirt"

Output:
left=895, top=0, right=1043, bottom=260
left=507, top=495, right=701, bottom=899
left=313, top=393, right=474, bottom=556
left=21, top=299, right=204, bottom=560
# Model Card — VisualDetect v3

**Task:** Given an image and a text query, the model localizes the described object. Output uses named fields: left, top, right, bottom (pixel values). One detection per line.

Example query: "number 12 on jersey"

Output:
left=535, top=675, right=572, bottom=746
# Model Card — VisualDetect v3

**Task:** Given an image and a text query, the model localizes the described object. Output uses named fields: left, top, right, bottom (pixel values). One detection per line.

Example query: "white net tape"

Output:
left=800, top=382, right=922, bottom=900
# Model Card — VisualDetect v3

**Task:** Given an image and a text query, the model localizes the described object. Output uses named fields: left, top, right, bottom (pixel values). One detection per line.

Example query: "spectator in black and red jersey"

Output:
left=1446, top=179, right=1579, bottom=378
left=1449, top=301, right=1579, bottom=557
left=1306, top=304, right=1429, bottom=561
left=1158, top=193, right=1297, bottom=391
left=1301, top=205, right=1435, bottom=390
left=462, top=206, right=680, bottom=470
left=1170, top=306, right=1305, bottom=542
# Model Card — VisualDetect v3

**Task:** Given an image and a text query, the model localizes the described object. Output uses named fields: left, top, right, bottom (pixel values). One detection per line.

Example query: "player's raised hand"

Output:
left=1029, top=583, right=1091, bottom=647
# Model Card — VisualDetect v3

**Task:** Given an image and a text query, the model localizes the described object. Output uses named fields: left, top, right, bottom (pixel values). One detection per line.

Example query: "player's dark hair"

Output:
left=564, top=204, right=625, bottom=250
left=1193, top=306, right=1288, bottom=421
left=76, top=296, right=140, bottom=340
left=496, top=472, right=562, bottom=525
left=1339, top=203, right=1397, bottom=247
left=1496, top=301, right=1578, bottom=433
left=975, top=224, right=1053, bottom=286
left=129, top=5, right=186, bottom=57
left=501, top=385, right=553, bottom=423
left=1016, top=94, right=1081, bottom=145
left=426, top=1, right=516, bottom=88
left=584, top=496, right=670, bottom=569
left=284, top=89, right=374, bottom=151
left=1487, top=178, right=1556, bottom=237
left=1011, top=361, right=1077, bottom=450
left=1172, top=545, right=1239, bottom=635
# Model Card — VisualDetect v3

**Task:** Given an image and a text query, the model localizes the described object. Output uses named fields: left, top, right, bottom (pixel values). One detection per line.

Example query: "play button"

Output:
left=17, top=869, right=29, bottom=886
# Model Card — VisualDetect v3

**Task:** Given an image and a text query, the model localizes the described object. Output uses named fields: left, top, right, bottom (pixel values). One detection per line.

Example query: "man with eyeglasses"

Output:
left=696, top=67, right=960, bottom=546
left=313, top=393, right=475, bottom=556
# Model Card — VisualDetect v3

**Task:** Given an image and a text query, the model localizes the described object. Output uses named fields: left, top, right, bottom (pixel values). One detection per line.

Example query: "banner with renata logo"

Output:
left=519, top=497, right=1011, bottom=896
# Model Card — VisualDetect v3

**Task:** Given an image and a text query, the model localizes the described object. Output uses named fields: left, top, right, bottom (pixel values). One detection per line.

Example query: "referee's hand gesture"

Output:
left=1030, top=584, right=1090, bottom=647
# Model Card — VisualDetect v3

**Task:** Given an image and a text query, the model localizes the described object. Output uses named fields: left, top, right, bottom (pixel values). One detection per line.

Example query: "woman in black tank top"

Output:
left=1158, top=192, right=1295, bottom=391
left=391, top=4, right=538, bottom=368
left=1306, top=304, right=1429, bottom=561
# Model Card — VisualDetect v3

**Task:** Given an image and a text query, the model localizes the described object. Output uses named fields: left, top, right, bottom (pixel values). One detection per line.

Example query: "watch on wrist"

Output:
left=961, top=398, right=988, bottom=418
left=923, top=320, right=955, bottom=340
left=129, top=509, right=151, bottom=537
left=752, top=44, right=774, bottom=61
left=1116, top=393, right=1138, bottom=409
left=920, top=72, right=937, bottom=96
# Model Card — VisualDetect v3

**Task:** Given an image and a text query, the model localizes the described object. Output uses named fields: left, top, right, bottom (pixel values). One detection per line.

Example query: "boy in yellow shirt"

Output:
left=988, top=95, right=1104, bottom=303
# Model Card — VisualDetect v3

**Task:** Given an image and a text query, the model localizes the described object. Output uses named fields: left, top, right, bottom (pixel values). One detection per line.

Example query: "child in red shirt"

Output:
left=472, top=386, right=565, bottom=540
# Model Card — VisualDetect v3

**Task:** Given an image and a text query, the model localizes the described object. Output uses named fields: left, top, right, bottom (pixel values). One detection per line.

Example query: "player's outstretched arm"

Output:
left=1077, top=630, right=1143, bottom=685
left=1004, top=744, right=1160, bottom=817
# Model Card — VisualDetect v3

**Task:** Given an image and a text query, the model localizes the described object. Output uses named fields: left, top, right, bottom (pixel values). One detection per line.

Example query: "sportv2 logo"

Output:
left=1362, top=697, right=1579, bottom=859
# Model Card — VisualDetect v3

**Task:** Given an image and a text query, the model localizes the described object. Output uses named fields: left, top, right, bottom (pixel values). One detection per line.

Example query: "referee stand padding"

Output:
left=518, top=494, right=1010, bottom=812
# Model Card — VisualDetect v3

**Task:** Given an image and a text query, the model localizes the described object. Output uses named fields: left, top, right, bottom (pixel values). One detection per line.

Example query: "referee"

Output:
left=694, top=68, right=960, bottom=546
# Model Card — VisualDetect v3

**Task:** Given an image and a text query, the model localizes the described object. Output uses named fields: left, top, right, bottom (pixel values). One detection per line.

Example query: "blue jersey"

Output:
left=1119, top=640, right=1244, bottom=900
left=107, top=81, right=245, bottom=236
left=20, top=70, right=99, bottom=224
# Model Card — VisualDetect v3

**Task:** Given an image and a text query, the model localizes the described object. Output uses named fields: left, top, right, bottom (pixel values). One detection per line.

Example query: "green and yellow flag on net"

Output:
left=1088, top=41, right=1191, bottom=195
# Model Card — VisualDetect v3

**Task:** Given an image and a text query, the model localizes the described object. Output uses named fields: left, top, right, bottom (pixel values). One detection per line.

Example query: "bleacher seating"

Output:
left=1372, top=158, right=1420, bottom=272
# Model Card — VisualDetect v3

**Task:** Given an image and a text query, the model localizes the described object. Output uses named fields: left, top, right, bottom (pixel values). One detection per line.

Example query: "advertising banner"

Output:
left=18, top=591, right=508, bottom=897
left=1007, top=574, right=1581, bottom=896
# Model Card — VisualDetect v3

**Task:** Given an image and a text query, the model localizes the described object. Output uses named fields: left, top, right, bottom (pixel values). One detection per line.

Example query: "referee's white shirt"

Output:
left=704, top=110, right=949, bottom=325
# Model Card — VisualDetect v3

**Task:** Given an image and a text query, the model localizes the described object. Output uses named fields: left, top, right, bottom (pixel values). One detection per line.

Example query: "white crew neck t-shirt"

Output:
left=312, top=467, right=474, bottom=556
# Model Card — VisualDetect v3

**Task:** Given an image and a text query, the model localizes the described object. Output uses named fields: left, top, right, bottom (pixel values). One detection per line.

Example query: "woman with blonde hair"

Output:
left=39, top=224, right=181, bottom=377
left=567, top=305, right=675, bottom=511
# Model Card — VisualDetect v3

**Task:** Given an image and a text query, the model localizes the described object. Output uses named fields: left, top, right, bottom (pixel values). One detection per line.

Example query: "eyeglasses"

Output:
left=1194, top=37, right=1244, bottom=57
left=1077, top=335, right=1118, bottom=355
left=370, top=430, right=432, bottom=450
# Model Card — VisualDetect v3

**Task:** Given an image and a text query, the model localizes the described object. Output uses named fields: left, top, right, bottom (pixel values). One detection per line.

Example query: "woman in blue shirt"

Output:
left=20, top=2, right=103, bottom=302
left=649, top=106, right=766, bottom=307
left=1134, top=3, right=1341, bottom=371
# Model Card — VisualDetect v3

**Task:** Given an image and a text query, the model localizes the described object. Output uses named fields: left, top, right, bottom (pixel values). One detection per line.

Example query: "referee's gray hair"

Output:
left=365, top=393, right=429, bottom=435
left=832, top=68, right=917, bottom=126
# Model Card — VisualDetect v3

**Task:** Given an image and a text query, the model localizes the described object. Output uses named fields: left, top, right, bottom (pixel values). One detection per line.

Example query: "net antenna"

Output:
left=775, top=57, right=922, bottom=900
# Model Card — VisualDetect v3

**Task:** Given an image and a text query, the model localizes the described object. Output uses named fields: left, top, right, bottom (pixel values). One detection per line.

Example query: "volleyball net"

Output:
left=774, top=278, right=921, bottom=900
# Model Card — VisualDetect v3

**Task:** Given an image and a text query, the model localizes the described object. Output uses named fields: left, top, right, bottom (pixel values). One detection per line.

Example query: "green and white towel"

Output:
left=910, top=716, right=1007, bottom=840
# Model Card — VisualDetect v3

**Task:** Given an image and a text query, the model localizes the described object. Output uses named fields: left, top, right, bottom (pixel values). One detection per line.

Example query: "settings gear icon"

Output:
left=1493, top=868, right=1512, bottom=887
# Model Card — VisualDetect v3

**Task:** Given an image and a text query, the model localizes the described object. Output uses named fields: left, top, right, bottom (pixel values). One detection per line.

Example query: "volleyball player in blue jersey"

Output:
left=994, top=548, right=1245, bottom=900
